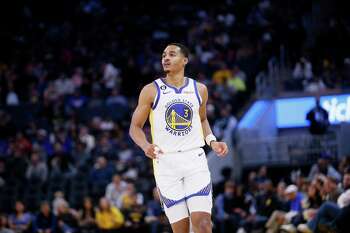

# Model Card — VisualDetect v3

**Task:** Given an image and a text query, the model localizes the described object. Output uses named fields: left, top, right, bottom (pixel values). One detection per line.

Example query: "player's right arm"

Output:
left=129, top=83, right=162, bottom=159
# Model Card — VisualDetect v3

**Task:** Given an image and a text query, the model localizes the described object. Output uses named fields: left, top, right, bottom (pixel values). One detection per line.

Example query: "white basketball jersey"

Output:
left=149, top=77, right=205, bottom=153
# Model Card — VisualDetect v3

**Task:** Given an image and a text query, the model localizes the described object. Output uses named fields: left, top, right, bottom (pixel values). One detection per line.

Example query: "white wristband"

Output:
left=205, top=134, right=217, bottom=146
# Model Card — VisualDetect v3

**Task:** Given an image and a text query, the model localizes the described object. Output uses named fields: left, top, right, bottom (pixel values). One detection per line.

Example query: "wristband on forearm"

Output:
left=205, top=134, right=217, bottom=147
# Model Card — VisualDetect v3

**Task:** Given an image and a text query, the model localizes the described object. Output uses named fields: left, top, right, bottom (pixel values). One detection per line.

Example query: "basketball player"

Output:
left=129, top=43, right=228, bottom=233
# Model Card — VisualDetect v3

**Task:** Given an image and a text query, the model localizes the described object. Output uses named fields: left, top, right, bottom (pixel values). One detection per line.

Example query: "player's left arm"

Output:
left=197, top=82, right=228, bottom=157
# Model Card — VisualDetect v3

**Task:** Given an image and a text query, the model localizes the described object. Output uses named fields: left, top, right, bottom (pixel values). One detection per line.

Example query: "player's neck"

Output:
left=165, top=71, right=185, bottom=88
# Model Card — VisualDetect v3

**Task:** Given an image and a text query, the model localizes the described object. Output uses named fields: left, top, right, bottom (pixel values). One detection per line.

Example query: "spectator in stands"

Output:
left=255, top=180, right=281, bottom=222
left=101, top=63, right=120, bottom=90
left=6, top=83, right=20, bottom=106
left=52, top=192, right=68, bottom=216
left=308, top=154, right=341, bottom=182
left=34, top=129, right=53, bottom=158
left=92, top=135, right=116, bottom=160
left=213, top=167, right=232, bottom=197
left=50, top=143, right=76, bottom=179
left=215, top=181, right=249, bottom=233
left=0, top=213, right=14, bottom=233
left=266, top=184, right=304, bottom=233
left=8, top=201, right=32, bottom=233
left=0, top=160, right=8, bottom=187
left=145, top=187, right=168, bottom=233
left=105, top=175, right=127, bottom=208
left=66, top=89, right=88, bottom=113
left=338, top=157, right=350, bottom=175
left=15, top=132, right=32, bottom=155
left=78, top=126, right=95, bottom=153
left=212, top=63, right=232, bottom=85
left=25, top=152, right=48, bottom=184
left=33, top=201, right=57, bottom=233
left=71, top=141, right=91, bottom=169
left=119, top=182, right=146, bottom=233
left=78, top=197, right=96, bottom=233
left=106, top=88, right=128, bottom=107
left=95, top=197, right=124, bottom=232
left=306, top=98, right=330, bottom=135
left=227, top=65, right=247, bottom=93
left=299, top=170, right=350, bottom=232
left=322, top=176, right=343, bottom=202
left=213, top=105, right=237, bottom=141
left=89, top=156, right=115, bottom=187
left=7, top=148, right=28, bottom=184
left=56, top=201, right=79, bottom=233
left=119, top=182, right=144, bottom=211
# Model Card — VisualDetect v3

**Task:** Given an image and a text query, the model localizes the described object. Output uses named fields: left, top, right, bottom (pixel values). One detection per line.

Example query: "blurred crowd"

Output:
left=212, top=156, right=350, bottom=233
left=1, top=0, right=350, bottom=233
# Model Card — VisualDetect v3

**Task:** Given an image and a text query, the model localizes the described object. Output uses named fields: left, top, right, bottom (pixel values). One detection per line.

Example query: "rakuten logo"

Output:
left=322, top=97, right=350, bottom=123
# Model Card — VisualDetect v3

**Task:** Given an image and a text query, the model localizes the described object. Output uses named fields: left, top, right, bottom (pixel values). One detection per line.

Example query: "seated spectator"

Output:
left=33, top=201, right=56, bottom=233
left=120, top=183, right=146, bottom=233
left=78, top=126, right=95, bottom=153
left=92, top=135, right=117, bottom=160
left=66, top=89, right=88, bottom=112
left=106, top=88, right=127, bottom=106
left=145, top=188, right=168, bottom=233
left=213, top=167, right=232, bottom=197
left=105, top=175, right=127, bottom=208
left=119, top=182, right=144, bottom=211
left=212, top=63, right=233, bottom=85
left=95, top=198, right=124, bottom=232
left=34, top=129, right=53, bottom=158
left=301, top=182, right=323, bottom=222
left=308, top=155, right=341, bottom=182
left=50, top=143, right=76, bottom=179
left=71, top=141, right=91, bottom=169
left=8, top=201, right=32, bottom=233
left=0, top=213, right=14, bottom=233
left=322, top=175, right=342, bottom=202
left=298, top=171, right=350, bottom=233
left=214, top=181, right=250, bottom=233
left=15, top=132, right=32, bottom=155
left=56, top=201, right=79, bottom=233
left=25, top=152, right=48, bottom=184
left=52, top=192, right=68, bottom=216
left=227, top=65, right=247, bottom=93
left=266, top=184, right=304, bottom=233
left=89, top=156, right=115, bottom=187
left=78, top=197, right=96, bottom=233
left=248, top=180, right=281, bottom=231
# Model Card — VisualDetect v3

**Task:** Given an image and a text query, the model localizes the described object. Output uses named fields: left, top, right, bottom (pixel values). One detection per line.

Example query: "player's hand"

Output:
left=142, top=143, right=163, bottom=159
left=211, top=141, right=228, bottom=157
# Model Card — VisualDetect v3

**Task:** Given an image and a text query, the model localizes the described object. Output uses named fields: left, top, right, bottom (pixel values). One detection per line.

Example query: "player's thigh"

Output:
left=170, top=216, right=190, bottom=233
left=190, top=211, right=212, bottom=232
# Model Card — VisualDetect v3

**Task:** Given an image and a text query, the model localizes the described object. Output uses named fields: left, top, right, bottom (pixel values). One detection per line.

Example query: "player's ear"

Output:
left=183, top=57, right=188, bottom=66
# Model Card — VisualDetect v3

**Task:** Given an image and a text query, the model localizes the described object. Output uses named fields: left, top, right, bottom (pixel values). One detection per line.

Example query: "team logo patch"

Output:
left=165, top=101, right=193, bottom=136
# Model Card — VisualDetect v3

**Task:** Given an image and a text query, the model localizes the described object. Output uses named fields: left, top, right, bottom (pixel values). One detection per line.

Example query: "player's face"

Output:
left=162, top=45, right=188, bottom=74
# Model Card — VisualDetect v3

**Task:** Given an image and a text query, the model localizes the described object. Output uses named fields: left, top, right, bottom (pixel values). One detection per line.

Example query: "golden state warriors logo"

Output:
left=165, top=101, right=193, bottom=136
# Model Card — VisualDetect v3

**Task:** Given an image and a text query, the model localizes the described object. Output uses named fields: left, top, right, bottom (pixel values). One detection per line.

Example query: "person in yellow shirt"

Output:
left=96, top=197, right=124, bottom=232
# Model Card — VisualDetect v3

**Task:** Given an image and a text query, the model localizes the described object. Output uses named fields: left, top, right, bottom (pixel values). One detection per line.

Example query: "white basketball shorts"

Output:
left=153, top=147, right=212, bottom=223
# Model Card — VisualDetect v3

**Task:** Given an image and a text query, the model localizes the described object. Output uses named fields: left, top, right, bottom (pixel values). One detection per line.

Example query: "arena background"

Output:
left=0, top=0, right=350, bottom=233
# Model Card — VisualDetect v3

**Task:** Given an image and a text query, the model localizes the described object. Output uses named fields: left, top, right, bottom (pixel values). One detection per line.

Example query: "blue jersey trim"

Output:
left=152, top=81, right=160, bottom=109
left=160, top=77, right=189, bottom=94
left=193, top=79, right=202, bottom=105
left=159, top=182, right=211, bottom=208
